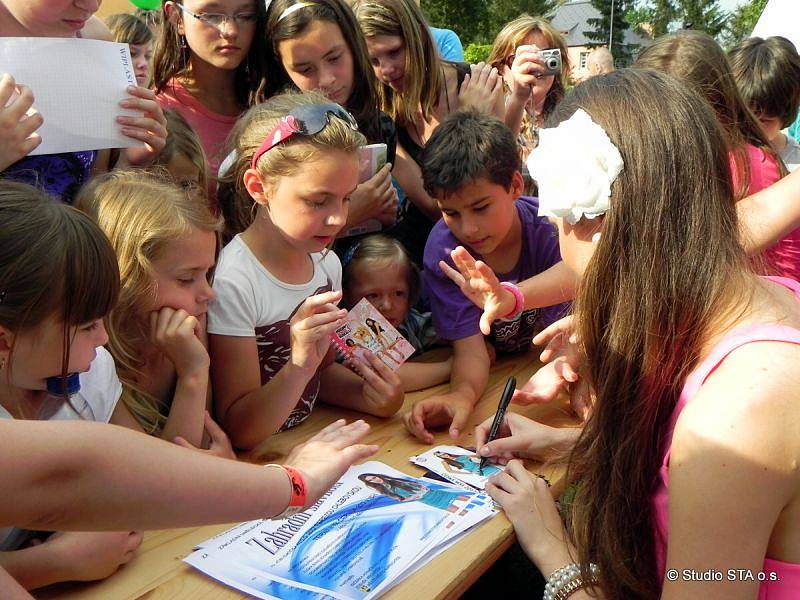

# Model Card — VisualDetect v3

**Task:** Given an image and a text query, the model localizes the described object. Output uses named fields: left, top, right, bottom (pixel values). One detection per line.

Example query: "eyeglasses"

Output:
left=175, top=4, right=258, bottom=30
left=251, top=103, right=359, bottom=168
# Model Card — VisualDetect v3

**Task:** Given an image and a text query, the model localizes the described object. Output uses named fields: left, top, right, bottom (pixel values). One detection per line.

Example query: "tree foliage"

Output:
left=584, top=0, right=634, bottom=60
left=422, top=0, right=557, bottom=46
left=722, top=0, right=768, bottom=49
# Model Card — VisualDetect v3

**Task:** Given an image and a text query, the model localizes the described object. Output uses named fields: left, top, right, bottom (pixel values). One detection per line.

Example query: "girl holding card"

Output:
left=209, top=92, right=403, bottom=450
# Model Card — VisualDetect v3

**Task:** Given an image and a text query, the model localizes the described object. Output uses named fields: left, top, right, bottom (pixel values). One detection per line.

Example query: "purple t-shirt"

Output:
left=423, top=196, right=566, bottom=352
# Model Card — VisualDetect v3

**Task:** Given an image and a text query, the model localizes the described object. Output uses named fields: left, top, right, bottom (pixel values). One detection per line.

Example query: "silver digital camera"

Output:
left=537, top=48, right=562, bottom=76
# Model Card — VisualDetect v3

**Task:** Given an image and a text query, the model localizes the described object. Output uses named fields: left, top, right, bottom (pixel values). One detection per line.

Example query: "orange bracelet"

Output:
left=265, top=464, right=307, bottom=519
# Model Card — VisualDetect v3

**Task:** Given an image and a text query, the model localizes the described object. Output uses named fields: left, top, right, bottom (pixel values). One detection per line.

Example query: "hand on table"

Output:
left=403, top=392, right=474, bottom=444
left=173, top=411, right=236, bottom=460
left=439, top=246, right=516, bottom=335
left=285, top=419, right=378, bottom=507
left=44, top=530, right=143, bottom=582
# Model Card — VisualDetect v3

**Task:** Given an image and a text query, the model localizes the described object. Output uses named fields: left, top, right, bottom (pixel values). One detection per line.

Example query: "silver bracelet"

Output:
left=543, top=562, right=599, bottom=600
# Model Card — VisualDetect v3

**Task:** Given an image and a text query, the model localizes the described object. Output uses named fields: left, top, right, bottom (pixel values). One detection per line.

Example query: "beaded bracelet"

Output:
left=543, top=562, right=599, bottom=600
left=265, top=464, right=307, bottom=520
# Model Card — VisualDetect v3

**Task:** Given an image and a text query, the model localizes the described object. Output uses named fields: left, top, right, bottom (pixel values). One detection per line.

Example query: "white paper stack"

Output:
left=186, top=461, right=497, bottom=599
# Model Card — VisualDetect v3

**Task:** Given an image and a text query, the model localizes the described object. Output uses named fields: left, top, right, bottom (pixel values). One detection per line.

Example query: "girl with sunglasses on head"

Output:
left=153, top=0, right=267, bottom=204
left=263, top=0, right=398, bottom=248
left=0, top=0, right=167, bottom=203
left=209, top=92, right=404, bottom=450
left=351, top=0, right=504, bottom=266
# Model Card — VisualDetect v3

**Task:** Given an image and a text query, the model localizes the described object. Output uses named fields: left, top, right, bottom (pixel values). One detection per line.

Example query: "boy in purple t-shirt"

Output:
left=404, top=111, right=565, bottom=443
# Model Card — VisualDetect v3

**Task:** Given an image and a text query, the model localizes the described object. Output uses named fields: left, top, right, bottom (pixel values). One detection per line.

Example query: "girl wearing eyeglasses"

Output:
left=208, top=92, right=404, bottom=451
left=152, top=0, right=268, bottom=204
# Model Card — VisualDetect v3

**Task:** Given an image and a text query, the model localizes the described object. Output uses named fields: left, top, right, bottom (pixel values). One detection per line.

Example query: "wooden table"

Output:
left=39, top=351, right=579, bottom=600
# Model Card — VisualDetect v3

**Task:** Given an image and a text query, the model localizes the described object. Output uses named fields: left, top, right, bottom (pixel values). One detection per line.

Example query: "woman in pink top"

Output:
left=152, top=0, right=268, bottom=203
left=465, top=71, right=800, bottom=599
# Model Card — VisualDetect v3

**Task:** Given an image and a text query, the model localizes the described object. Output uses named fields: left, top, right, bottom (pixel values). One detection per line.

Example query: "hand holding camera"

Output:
left=508, top=45, right=561, bottom=101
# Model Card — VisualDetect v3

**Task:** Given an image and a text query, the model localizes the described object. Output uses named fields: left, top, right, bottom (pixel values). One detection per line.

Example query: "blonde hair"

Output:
left=342, top=234, right=420, bottom=306
left=155, top=109, right=209, bottom=193
left=75, top=170, right=222, bottom=434
left=105, top=12, right=153, bottom=46
left=350, top=0, right=441, bottom=127
left=487, top=14, right=571, bottom=119
left=219, top=90, right=366, bottom=236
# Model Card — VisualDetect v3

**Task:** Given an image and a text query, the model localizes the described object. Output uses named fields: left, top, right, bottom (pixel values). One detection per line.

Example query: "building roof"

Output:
left=551, top=0, right=652, bottom=49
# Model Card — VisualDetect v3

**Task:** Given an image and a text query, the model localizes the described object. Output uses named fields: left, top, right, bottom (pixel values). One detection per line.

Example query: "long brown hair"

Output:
left=635, top=30, right=783, bottom=198
left=264, top=0, right=384, bottom=143
left=554, top=70, right=750, bottom=598
left=151, top=0, right=268, bottom=107
left=0, top=181, right=119, bottom=394
left=350, top=0, right=442, bottom=127
left=486, top=14, right=571, bottom=120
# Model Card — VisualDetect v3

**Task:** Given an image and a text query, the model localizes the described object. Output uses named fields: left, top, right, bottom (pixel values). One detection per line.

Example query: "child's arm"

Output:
left=391, top=150, right=442, bottom=221
left=319, top=353, right=404, bottom=418
left=211, top=292, right=346, bottom=450
left=0, top=418, right=376, bottom=532
left=403, top=334, right=490, bottom=444
left=397, top=357, right=453, bottom=392
left=0, top=531, right=141, bottom=590
left=0, top=564, right=31, bottom=599
left=149, top=308, right=210, bottom=446
left=0, top=74, right=43, bottom=171
left=441, top=247, right=577, bottom=335
left=738, top=167, right=800, bottom=253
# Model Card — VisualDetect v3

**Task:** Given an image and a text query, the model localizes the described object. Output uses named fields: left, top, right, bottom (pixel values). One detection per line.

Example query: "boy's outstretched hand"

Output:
left=403, top=393, right=473, bottom=444
left=439, top=246, right=517, bottom=335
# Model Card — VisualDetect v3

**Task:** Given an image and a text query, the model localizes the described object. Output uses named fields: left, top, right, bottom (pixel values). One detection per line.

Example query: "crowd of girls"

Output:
left=2, top=0, right=800, bottom=598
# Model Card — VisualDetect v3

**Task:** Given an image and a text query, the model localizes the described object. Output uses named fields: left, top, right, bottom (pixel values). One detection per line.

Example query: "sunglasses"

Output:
left=251, top=103, right=359, bottom=168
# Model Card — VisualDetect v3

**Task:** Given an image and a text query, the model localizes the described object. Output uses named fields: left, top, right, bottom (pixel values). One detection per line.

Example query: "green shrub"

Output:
left=463, top=43, right=493, bottom=64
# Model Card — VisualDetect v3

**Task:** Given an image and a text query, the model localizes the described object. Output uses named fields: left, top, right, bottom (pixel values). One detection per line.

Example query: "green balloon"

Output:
left=129, top=0, right=160, bottom=9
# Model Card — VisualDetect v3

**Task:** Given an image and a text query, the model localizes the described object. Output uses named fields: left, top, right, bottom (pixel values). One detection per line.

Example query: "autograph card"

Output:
left=331, top=298, right=415, bottom=371
left=410, top=445, right=503, bottom=491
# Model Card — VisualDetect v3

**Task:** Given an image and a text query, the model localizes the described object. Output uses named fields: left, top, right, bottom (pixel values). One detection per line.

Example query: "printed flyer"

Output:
left=410, top=445, right=503, bottom=491
left=186, top=462, right=496, bottom=599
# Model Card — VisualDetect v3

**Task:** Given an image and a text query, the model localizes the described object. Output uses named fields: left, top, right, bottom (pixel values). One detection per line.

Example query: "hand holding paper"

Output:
left=0, top=73, right=43, bottom=170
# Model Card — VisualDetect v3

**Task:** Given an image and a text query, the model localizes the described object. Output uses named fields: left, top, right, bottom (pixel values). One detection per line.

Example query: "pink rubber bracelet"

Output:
left=499, top=281, right=525, bottom=319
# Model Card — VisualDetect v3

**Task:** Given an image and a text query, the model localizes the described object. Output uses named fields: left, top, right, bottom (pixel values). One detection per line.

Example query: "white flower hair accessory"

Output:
left=527, top=108, right=623, bottom=225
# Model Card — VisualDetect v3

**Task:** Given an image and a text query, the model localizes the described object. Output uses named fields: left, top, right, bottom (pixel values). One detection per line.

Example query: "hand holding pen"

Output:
left=477, top=377, right=516, bottom=474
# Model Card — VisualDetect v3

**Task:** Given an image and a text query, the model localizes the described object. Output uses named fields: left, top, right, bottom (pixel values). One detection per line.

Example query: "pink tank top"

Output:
left=731, top=145, right=800, bottom=281
left=652, top=276, right=800, bottom=598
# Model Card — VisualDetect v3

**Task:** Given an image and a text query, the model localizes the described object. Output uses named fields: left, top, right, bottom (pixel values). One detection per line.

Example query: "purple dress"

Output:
left=2, top=150, right=97, bottom=203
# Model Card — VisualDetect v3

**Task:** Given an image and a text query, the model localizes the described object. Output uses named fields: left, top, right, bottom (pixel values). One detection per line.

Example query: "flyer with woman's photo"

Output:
left=410, top=445, right=503, bottom=491
left=185, top=462, right=496, bottom=600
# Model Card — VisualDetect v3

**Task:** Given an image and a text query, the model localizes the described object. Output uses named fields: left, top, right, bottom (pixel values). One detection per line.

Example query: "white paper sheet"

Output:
left=0, top=37, right=138, bottom=155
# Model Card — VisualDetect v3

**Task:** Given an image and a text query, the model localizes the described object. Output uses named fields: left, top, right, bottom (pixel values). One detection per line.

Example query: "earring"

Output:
left=591, top=232, right=602, bottom=244
left=180, top=35, right=187, bottom=49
